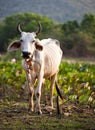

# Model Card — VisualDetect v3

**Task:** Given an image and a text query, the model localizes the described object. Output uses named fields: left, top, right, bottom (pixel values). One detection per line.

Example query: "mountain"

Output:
left=0, top=0, right=95, bottom=22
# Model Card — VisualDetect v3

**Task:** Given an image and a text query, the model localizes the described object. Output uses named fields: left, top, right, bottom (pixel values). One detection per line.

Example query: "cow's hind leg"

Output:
left=50, top=73, right=57, bottom=108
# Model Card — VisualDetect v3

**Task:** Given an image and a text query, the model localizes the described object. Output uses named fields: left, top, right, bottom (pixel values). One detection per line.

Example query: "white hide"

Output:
left=22, top=38, right=62, bottom=78
left=20, top=32, right=36, bottom=53
left=42, top=38, right=62, bottom=78
left=7, top=31, right=62, bottom=114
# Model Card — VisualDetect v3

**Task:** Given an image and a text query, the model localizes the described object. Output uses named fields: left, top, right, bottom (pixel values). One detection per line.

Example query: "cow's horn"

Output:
left=17, top=22, right=22, bottom=33
left=36, top=22, right=42, bottom=35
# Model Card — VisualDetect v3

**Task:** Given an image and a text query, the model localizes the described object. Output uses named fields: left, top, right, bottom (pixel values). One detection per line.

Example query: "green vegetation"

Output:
left=0, top=61, right=95, bottom=106
left=59, top=61, right=95, bottom=105
left=62, top=14, right=95, bottom=57
left=0, top=60, right=95, bottom=130
left=0, top=13, right=55, bottom=52
left=0, top=13, right=95, bottom=57
left=0, top=61, right=25, bottom=100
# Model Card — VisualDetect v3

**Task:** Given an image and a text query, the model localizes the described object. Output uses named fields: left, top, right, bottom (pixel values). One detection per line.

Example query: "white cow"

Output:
left=7, top=23, right=63, bottom=114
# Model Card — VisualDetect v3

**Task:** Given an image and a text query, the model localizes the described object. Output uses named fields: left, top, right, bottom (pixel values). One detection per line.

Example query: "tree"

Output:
left=61, top=14, right=95, bottom=57
left=0, top=13, right=54, bottom=52
left=81, top=14, right=95, bottom=37
left=62, top=20, right=79, bottom=35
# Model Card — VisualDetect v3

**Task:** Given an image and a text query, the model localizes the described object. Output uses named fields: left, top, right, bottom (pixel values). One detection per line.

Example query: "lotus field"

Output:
left=0, top=60, right=95, bottom=106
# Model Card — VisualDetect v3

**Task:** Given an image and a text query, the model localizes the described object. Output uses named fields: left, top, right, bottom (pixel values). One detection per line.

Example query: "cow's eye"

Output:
left=20, top=39, right=23, bottom=42
left=31, top=40, right=35, bottom=43
left=32, top=40, right=35, bottom=43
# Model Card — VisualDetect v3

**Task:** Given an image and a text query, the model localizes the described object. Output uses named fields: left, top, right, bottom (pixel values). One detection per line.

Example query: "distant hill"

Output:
left=0, top=0, right=95, bottom=22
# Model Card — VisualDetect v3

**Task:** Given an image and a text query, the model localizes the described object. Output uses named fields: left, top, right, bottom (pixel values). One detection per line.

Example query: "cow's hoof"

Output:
left=38, top=111, right=42, bottom=115
left=28, top=108, right=34, bottom=113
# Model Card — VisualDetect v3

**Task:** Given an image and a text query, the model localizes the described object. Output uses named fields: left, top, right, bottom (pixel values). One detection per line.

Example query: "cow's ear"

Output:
left=35, top=42, right=43, bottom=51
left=7, top=40, right=21, bottom=52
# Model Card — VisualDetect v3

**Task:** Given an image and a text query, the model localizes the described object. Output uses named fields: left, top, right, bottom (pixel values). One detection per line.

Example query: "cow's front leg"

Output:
left=35, top=72, right=43, bottom=114
left=26, top=72, right=35, bottom=112
left=29, top=84, right=34, bottom=112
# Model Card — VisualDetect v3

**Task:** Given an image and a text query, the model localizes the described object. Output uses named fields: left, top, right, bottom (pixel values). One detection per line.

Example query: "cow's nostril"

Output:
left=22, top=51, right=30, bottom=55
left=22, top=51, right=31, bottom=58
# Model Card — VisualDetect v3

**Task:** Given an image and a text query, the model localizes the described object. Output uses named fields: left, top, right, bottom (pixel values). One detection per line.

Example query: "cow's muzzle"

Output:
left=22, top=51, right=31, bottom=59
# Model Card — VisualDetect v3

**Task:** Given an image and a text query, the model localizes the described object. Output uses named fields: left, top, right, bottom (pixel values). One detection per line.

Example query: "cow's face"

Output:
left=20, top=32, right=36, bottom=59
left=7, top=23, right=43, bottom=59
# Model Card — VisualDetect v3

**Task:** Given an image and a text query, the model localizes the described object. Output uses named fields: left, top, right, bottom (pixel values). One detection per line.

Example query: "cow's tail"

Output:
left=55, top=81, right=63, bottom=100
left=55, top=81, right=63, bottom=115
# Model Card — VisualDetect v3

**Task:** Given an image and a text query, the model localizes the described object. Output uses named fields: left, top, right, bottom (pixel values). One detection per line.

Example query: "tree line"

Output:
left=0, top=13, right=95, bottom=57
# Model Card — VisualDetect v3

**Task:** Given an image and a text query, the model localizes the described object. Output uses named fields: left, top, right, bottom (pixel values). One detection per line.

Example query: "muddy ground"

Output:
left=0, top=99, right=95, bottom=130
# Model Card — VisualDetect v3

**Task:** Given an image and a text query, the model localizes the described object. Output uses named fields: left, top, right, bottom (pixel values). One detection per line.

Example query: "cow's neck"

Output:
left=25, top=58, right=41, bottom=73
